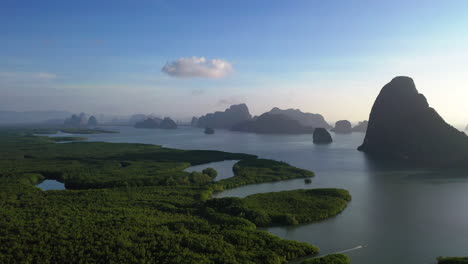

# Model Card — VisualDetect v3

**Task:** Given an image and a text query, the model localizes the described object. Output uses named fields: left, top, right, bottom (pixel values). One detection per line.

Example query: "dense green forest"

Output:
left=0, top=127, right=350, bottom=263
left=31, top=126, right=118, bottom=134
left=301, top=254, right=351, bottom=264
left=48, top=136, right=88, bottom=142
left=213, top=158, right=314, bottom=191
left=437, top=257, right=468, bottom=264
left=206, top=189, right=351, bottom=226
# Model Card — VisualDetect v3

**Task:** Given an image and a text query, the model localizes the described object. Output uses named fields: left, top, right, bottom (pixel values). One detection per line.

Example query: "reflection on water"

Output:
left=36, top=179, right=66, bottom=191
left=184, top=160, right=238, bottom=181
left=73, top=126, right=468, bottom=264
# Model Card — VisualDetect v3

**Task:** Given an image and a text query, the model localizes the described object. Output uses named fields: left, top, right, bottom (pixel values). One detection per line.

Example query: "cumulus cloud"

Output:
left=162, top=56, right=233, bottom=79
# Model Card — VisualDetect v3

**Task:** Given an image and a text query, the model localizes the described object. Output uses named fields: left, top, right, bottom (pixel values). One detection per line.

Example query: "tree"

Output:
left=202, top=168, right=217, bottom=179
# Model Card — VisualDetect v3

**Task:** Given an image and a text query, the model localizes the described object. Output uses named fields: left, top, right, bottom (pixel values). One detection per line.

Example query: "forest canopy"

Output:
left=0, top=127, right=349, bottom=263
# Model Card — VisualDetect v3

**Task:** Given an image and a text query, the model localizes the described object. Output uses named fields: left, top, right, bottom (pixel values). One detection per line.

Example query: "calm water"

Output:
left=36, top=179, right=66, bottom=191
left=61, top=126, right=468, bottom=264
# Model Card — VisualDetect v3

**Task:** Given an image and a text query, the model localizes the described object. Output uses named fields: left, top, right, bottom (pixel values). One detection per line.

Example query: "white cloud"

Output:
left=162, top=56, right=233, bottom=79
left=35, top=72, right=57, bottom=80
left=0, top=71, right=57, bottom=81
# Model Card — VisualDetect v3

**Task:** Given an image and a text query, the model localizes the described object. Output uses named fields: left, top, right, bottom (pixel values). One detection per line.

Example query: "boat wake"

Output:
left=335, top=245, right=367, bottom=254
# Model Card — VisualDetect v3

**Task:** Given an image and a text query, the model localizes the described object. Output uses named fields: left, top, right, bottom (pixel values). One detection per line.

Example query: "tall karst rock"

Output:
left=358, top=76, right=468, bottom=166
left=196, top=104, right=252, bottom=129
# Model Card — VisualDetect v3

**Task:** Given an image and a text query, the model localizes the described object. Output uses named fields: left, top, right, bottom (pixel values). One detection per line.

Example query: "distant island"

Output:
left=159, top=117, right=178, bottom=129
left=331, top=120, right=352, bottom=133
left=134, top=117, right=178, bottom=129
left=313, top=128, right=333, bottom=144
left=231, top=113, right=315, bottom=134
left=195, top=104, right=252, bottom=129
left=358, top=76, right=468, bottom=166
left=134, top=117, right=161, bottom=128
left=64, top=113, right=99, bottom=129
left=268, top=107, right=331, bottom=129
left=352, top=120, right=368, bottom=132
left=193, top=104, right=331, bottom=135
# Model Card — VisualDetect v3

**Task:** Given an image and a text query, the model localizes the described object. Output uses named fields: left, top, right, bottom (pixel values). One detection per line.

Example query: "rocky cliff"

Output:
left=268, top=107, right=331, bottom=129
left=358, top=76, right=468, bottom=166
left=313, top=128, right=332, bottom=144
left=196, top=104, right=252, bottom=129
left=159, top=117, right=178, bottom=129
left=231, top=113, right=315, bottom=134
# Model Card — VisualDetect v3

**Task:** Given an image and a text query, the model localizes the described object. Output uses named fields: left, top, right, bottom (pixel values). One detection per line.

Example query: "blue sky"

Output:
left=1, top=0, right=468, bottom=125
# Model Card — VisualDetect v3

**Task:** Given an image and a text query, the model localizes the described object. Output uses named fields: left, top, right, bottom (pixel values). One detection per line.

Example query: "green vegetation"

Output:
left=301, top=254, right=351, bottom=264
left=202, top=167, right=218, bottom=179
left=30, top=126, right=118, bottom=134
left=305, top=178, right=312, bottom=184
left=206, top=189, right=351, bottom=226
left=0, top=184, right=318, bottom=263
left=0, top=129, right=254, bottom=190
left=47, top=136, right=88, bottom=142
left=61, top=128, right=118, bottom=134
left=437, top=257, right=468, bottom=264
left=0, top=128, right=337, bottom=263
left=214, top=158, right=315, bottom=190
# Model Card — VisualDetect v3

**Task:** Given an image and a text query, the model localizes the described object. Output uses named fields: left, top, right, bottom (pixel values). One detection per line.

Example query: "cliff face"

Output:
left=268, top=107, right=331, bottom=129
left=196, top=104, right=252, bottom=129
left=313, top=128, right=332, bottom=144
left=358, top=76, right=468, bottom=166
left=231, top=113, right=314, bottom=134
left=159, top=117, right=178, bottom=129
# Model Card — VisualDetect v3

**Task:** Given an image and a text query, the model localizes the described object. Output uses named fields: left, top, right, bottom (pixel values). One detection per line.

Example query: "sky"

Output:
left=1, top=0, right=468, bottom=125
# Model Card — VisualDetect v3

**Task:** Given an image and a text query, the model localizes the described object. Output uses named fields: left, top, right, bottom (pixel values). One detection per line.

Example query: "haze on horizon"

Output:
left=1, top=0, right=468, bottom=126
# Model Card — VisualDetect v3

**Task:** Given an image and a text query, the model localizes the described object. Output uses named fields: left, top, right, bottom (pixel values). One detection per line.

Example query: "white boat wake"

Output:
left=334, top=245, right=367, bottom=254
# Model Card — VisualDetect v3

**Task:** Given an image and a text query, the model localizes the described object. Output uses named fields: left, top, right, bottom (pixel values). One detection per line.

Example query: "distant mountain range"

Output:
left=231, top=113, right=315, bottom=134
left=192, top=104, right=332, bottom=134
left=268, top=107, right=331, bottom=129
